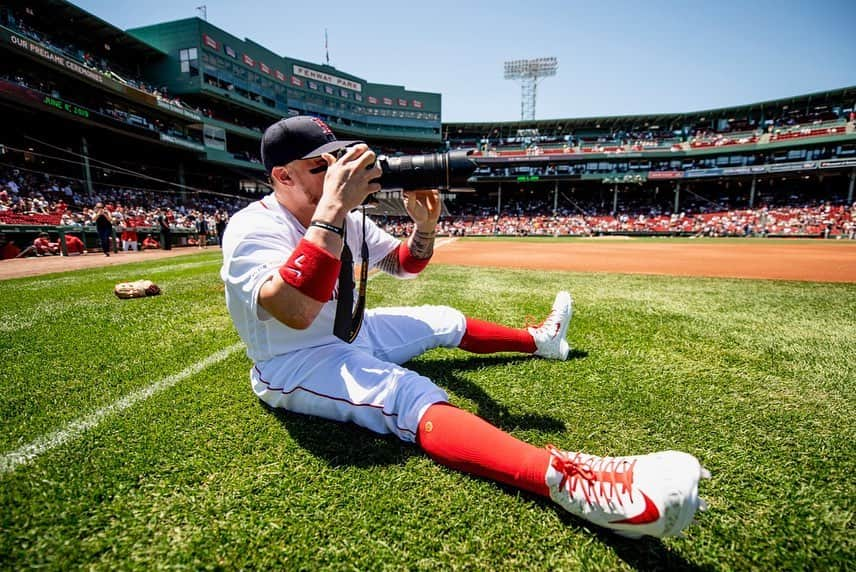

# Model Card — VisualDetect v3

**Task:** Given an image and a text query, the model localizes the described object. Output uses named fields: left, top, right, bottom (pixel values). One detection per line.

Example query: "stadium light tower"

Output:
left=504, top=57, right=558, bottom=121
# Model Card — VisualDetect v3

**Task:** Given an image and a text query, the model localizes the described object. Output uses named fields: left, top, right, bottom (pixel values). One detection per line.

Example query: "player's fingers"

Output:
left=352, top=148, right=377, bottom=172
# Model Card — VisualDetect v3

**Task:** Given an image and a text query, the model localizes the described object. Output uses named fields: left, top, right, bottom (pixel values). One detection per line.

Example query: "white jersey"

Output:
left=221, top=192, right=399, bottom=362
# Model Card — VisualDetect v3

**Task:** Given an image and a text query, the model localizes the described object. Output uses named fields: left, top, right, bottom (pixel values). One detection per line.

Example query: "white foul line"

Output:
left=0, top=342, right=244, bottom=475
left=1, top=238, right=456, bottom=475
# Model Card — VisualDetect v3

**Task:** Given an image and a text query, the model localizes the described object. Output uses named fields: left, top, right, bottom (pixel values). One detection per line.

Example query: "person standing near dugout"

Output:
left=195, top=212, right=209, bottom=249
left=220, top=116, right=709, bottom=539
left=93, top=203, right=113, bottom=257
left=156, top=208, right=172, bottom=250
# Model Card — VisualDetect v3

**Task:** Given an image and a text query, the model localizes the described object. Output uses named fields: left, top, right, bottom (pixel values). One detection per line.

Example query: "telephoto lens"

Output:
left=374, top=149, right=477, bottom=190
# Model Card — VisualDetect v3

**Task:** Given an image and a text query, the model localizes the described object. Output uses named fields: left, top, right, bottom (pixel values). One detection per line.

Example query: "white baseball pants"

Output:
left=250, top=305, right=466, bottom=442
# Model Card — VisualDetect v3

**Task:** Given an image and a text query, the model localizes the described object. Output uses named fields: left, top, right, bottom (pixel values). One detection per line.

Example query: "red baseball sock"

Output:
left=458, top=317, right=537, bottom=355
left=416, top=403, right=551, bottom=497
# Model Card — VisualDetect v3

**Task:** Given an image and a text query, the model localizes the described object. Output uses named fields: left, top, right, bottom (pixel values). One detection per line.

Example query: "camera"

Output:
left=372, top=149, right=478, bottom=191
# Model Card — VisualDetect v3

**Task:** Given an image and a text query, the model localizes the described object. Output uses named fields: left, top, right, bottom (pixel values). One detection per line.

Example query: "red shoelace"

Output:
left=547, top=446, right=637, bottom=508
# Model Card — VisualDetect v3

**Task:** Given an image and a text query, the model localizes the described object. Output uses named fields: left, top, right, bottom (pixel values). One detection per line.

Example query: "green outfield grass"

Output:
left=1, top=250, right=854, bottom=570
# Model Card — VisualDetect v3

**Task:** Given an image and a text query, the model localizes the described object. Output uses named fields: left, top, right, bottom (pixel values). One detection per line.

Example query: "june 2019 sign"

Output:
left=42, top=95, right=90, bottom=119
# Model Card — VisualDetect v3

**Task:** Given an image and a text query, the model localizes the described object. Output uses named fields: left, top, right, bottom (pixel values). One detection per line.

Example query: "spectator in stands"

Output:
left=94, top=202, right=113, bottom=256
left=142, top=234, right=160, bottom=249
left=63, top=234, right=86, bottom=255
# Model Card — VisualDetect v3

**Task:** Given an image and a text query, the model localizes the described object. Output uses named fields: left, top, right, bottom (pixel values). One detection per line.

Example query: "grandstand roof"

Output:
left=47, top=0, right=167, bottom=59
left=443, top=85, right=856, bottom=133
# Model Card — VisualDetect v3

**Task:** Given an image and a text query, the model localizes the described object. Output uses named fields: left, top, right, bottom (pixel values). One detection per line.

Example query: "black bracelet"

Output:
left=310, top=220, right=344, bottom=236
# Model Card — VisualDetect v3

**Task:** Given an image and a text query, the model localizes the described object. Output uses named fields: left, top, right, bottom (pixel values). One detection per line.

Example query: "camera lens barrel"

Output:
left=375, top=149, right=477, bottom=190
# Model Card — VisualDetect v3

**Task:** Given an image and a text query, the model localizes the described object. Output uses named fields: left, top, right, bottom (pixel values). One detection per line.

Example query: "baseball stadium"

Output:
left=1, top=1, right=854, bottom=569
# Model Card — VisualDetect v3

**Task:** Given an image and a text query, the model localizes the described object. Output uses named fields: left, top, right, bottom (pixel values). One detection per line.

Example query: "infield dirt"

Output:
left=1, top=239, right=855, bottom=282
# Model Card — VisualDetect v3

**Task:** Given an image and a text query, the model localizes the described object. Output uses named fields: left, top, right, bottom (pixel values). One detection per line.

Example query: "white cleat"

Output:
left=546, top=446, right=710, bottom=539
left=529, top=291, right=573, bottom=361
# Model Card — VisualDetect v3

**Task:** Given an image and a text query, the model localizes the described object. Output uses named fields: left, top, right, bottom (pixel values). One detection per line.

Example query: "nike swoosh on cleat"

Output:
left=610, top=491, right=660, bottom=525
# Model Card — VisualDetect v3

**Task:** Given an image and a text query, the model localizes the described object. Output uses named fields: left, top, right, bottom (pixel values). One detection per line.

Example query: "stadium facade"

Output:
left=1, top=0, right=855, bottom=244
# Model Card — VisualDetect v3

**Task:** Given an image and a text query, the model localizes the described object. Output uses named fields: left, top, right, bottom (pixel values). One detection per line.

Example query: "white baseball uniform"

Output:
left=221, top=192, right=466, bottom=442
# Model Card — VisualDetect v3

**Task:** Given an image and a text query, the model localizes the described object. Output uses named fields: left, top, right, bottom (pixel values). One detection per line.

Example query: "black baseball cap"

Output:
left=261, top=116, right=363, bottom=174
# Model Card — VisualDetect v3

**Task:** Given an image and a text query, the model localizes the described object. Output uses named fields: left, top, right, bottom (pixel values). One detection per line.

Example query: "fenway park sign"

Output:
left=292, top=65, right=362, bottom=93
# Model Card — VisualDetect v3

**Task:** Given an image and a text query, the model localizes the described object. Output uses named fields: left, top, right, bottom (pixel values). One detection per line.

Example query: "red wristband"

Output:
left=398, top=242, right=431, bottom=274
left=279, top=239, right=342, bottom=302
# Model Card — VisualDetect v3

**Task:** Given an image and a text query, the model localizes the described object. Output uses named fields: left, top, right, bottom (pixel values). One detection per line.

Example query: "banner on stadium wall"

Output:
left=202, top=34, right=219, bottom=50
left=275, top=70, right=286, bottom=81
left=159, top=133, right=205, bottom=151
left=413, top=100, right=422, bottom=108
left=259, top=62, right=271, bottom=75
left=722, top=166, right=752, bottom=176
left=819, top=158, right=856, bottom=169
left=768, top=161, right=816, bottom=173
left=292, top=65, right=362, bottom=92
left=367, top=96, right=378, bottom=104
left=203, top=124, right=227, bottom=150
left=291, top=76, right=303, bottom=87
left=225, top=45, right=237, bottom=58
left=647, top=170, right=684, bottom=180
left=242, top=54, right=255, bottom=67
left=382, top=97, right=393, bottom=105
left=156, top=99, right=202, bottom=121
left=398, top=98, right=407, bottom=106
left=6, top=30, right=105, bottom=85
left=685, top=168, right=723, bottom=178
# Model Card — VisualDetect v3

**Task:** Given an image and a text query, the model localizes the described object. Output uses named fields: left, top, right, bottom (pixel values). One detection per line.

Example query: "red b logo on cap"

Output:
left=311, top=117, right=333, bottom=136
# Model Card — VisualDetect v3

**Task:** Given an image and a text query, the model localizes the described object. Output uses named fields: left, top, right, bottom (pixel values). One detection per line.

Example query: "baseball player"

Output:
left=220, top=116, right=708, bottom=539
left=63, top=234, right=86, bottom=255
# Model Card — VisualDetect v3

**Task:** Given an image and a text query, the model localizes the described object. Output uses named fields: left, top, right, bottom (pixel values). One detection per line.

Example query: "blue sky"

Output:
left=71, top=0, right=856, bottom=122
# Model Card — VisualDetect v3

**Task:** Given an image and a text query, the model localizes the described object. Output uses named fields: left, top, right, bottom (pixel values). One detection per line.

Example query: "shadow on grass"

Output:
left=597, top=532, right=713, bottom=572
left=260, top=352, right=578, bottom=469
left=407, top=353, right=586, bottom=433
left=259, top=401, right=417, bottom=469
left=540, top=499, right=713, bottom=572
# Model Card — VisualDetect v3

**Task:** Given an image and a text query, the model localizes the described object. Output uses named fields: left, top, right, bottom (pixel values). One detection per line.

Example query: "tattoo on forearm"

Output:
left=377, top=250, right=401, bottom=275
left=410, top=230, right=435, bottom=259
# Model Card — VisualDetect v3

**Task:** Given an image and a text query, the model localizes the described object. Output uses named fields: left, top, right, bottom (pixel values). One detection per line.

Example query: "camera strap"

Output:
left=332, top=208, right=369, bottom=343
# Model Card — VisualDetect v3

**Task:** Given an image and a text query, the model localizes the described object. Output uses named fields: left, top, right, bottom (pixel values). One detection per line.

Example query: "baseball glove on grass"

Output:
left=114, top=279, right=162, bottom=299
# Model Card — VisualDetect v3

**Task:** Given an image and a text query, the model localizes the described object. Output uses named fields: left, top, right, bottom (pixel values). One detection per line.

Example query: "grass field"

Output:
left=1, top=249, right=854, bottom=570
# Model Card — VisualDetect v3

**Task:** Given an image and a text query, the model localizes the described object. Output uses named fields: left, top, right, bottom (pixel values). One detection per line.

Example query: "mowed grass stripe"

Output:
left=0, top=342, right=243, bottom=475
left=0, top=251, right=234, bottom=450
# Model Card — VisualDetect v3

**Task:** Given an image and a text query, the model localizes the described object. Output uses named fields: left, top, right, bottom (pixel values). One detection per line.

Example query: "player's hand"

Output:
left=320, top=144, right=382, bottom=213
left=403, top=189, right=441, bottom=231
